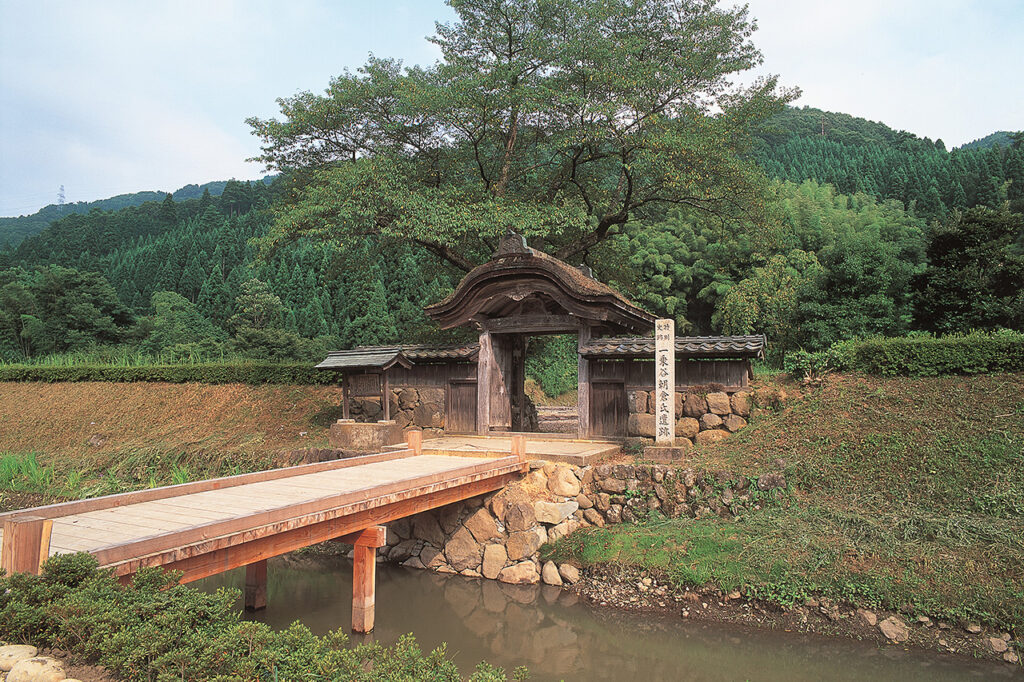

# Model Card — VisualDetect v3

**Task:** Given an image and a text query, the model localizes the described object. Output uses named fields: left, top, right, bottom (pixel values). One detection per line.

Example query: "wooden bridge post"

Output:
left=407, top=428, right=423, bottom=456
left=511, top=434, right=527, bottom=465
left=345, top=525, right=387, bottom=634
left=244, top=559, right=267, bottom=611
left=1, top=515, right=53, bottom=575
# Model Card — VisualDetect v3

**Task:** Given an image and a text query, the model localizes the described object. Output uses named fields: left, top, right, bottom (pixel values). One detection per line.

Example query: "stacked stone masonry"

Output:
left=373, top=458, right=786, bottom=586
left=627, top=388, right=751, bottom=445
left=347, top=387, right=446, bottom=432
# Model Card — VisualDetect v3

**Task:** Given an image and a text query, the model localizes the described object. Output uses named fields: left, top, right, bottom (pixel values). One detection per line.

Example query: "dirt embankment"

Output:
left=0, top=382, right=346, bottom=494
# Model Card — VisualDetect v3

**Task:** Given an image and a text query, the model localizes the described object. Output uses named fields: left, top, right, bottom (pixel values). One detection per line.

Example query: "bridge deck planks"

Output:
left=2, top=454, right=513, bottom=566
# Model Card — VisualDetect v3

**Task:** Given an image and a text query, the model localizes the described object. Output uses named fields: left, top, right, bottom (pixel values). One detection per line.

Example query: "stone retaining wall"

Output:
left=348, top=387, right=446, bottom=432
left=378, top=458, right=787, bottom=586
left=628, top=388, right=751, bottom=445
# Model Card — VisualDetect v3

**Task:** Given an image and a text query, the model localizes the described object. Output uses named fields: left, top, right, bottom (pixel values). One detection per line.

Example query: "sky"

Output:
left=0, top=0, right=1021, bottom=217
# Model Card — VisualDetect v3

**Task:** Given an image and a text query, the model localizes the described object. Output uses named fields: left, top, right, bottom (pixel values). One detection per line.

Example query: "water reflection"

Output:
left=197, top=556, right=1014, bottom=682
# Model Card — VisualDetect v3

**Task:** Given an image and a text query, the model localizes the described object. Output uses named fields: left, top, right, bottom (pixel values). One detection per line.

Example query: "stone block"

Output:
left=723, top=414, right=748, bottom=433
left=558, top=563, right=580, bottom=584
left=541, top=561, right=563, bottom=586
left=699, top=413, right=723, bottom=430
left=730, top=391, right=752, bottom=417
left=706, top=392, right=732, bottom=415
left=534, top=500, right=578, bottom=524
left=643, top=441, right=692, bottom=462
left=547, top=466, right=581, bottom=497
left=498, top=561, right=540, bottom=584
left=628, top=413, right=656, bottom=438
left=419, top=388, right=445, bottom=405
left=445, top=527, right=483, bottom=572
left=505, top=502, right=536, bottom=532
left=695, top=429, right=729, bottom=445
left=628, top=390, right=649, bottom=414
left=328, top=420, right=403, bottom=451
left=682, top=393, right=707, bottom=418
left=463, top=506, right=502, bottom=543
left=507, top=528, right=546, bottom=561
left=676, top=417, right=700, bottom=439
left=412, top=402, right=444, bottom=428
left=482, top=544, right=507, bottom=579
left=398, top=387, right=419, bottom=409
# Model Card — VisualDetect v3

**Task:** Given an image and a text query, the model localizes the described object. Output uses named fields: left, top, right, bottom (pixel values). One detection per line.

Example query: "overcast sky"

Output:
left=1, top=0, right=1021, bottom=217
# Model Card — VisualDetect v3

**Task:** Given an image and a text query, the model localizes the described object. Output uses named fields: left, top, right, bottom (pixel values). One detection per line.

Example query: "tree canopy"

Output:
left=248, top=0, right=797, bottom=270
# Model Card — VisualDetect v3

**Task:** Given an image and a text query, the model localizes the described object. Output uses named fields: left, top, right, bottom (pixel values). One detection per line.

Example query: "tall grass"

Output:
left=0, top=346, right=241, bottom=368
left=0, top=453, right=55, bottom=492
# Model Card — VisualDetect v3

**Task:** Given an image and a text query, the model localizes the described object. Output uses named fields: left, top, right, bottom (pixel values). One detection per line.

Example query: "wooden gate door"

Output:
left=590, top=381, right=627, bottom=437
left=447, top=380, right=478, bottom=433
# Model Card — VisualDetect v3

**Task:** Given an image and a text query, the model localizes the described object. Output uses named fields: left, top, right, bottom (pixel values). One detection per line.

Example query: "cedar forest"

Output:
left=0, top=106, right=1021, bottom=379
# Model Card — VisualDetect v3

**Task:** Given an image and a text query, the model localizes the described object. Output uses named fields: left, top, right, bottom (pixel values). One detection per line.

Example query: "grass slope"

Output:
left=545, top=373, right=1024, bottom=631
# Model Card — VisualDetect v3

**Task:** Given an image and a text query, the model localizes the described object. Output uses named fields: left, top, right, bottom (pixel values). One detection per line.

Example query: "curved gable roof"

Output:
left=425, top=232, right=655, bottom=333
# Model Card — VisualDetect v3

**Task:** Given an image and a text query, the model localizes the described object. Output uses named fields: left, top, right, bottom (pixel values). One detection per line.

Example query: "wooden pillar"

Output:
left=509, top=335, right=526, bottom=431
left=244, top=559, right=267, bottom=611
left=344, top=526, right=387, bottom=634
left=476, top=330, right=492, bottom=435
left=577, top=325, right=592, bottom=439
left=511, top=434, right=527, bottom=466
left=407, top=428, right=423, bottom=456
left=1, top=515, right=53, bottom=575
left=381, top=371, right=390, bottom=421
left=342, top=373, right=351, bottom=420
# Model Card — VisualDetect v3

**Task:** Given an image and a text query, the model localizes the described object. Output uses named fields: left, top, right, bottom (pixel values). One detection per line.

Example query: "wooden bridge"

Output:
left=0, top=432, right=526, bottom=632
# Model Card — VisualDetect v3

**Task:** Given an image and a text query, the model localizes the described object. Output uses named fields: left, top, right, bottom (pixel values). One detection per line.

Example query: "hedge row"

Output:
left=784, top=331, right=1024, bottom=379
left=846, top=333, right=1024, bottom=376
left=0, top=362, right=338, bottom=385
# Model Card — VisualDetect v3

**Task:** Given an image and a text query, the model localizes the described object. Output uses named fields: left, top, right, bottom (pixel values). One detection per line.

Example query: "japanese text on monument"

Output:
left=655, top=318, right=675, bottom=445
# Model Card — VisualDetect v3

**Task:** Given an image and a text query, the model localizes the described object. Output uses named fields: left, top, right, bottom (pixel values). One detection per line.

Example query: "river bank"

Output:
left=200, top=553, right=1020, bottom=681
left=568, top=563, right=1020, bottom=666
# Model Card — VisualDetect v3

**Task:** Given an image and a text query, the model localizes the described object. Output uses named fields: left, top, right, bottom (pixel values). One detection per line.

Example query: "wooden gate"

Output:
left=590, top=381, right=627, bottom=437
left=447, top=380, right=478, bottom=433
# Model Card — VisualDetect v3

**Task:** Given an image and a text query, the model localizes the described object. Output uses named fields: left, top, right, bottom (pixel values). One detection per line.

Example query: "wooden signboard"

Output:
left=654, top=319, right=675, bottom=445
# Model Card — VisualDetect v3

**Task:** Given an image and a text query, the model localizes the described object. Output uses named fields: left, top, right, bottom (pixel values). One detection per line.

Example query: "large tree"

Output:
left=248, top=0, right=796, bottom=270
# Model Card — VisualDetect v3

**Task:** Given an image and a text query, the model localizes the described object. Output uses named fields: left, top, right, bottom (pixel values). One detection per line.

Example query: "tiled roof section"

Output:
left=397, top=343, right=479, bottom=361
left=316, top=343, right=478, bottom=370
left=580, top=335, right=767, bottom=359
left=315, top=348, right=412, bottom=371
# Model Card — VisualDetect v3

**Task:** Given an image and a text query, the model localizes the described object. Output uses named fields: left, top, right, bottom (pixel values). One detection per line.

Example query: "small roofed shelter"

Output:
left=425, top=231, right=656, bottom=436
left=316, top=347, right=412, bottom=421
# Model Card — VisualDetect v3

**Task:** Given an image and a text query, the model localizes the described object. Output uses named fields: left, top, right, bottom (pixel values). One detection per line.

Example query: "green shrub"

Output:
left=0, top=553, right=523, bottom=682
left=785, top=330, right=1024, bottom=378
left=0, top=362, right=336, bottom=385
left=841, top=330, right=1024, bottom=377
left=525, top=335, right=578, bottom=397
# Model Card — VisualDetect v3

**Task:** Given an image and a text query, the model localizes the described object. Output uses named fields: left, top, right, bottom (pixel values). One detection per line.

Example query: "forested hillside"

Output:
left=755, top=107, right=1024, bottom=218
left=0, top=107, right=1020, bottom=369
left=0, top=178, right=458, bottom=363
left=0, top=178, right=271, bottom=248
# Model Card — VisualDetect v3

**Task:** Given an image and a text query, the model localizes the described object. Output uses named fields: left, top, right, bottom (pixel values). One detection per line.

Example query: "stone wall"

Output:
left=378, top=457, right=787, bottom=586
left=348, top=386, right=446, bottom=432
left=627, top=388, right=751, bottom=445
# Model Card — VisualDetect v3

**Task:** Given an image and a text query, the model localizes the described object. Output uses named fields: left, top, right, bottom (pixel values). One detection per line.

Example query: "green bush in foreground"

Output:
left=0, top=553, right=526, bottom=682
left=785, top=329, right=1024, bottom=379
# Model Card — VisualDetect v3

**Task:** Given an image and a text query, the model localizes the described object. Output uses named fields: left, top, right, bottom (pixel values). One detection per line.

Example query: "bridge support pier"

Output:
left=346, top=525, right=387, bottom=633
left=244, top=559, right=267, bottom=611
left=1, top=515, right=52, bottom=576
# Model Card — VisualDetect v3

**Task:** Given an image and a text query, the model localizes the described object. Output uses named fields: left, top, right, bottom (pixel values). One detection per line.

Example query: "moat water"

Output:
left=197, top=556, right=1015, bottom=681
